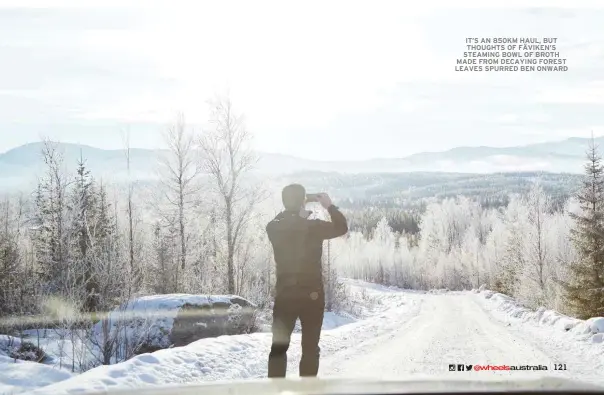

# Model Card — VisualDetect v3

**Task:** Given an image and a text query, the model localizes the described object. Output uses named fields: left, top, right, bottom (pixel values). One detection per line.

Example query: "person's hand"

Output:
left=317, top=193, right=333, bottom=209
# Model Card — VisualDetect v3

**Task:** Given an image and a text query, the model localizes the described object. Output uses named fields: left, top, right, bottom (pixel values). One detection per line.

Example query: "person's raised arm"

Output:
left=310, top=194, right=348, bottom=240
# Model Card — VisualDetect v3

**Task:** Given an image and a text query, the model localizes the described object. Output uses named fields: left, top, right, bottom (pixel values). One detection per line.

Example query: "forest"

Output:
left=1, top=97, right=603, bottom=370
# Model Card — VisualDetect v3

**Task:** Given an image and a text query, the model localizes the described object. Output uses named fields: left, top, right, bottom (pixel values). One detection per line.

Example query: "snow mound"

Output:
left=571, top=317, right=604, bottom=336
left=587, top=317, right=604, bottom=334
left=592, top=333, right=604, bottom=344
left=0, top=355, right=73, bottom=395
left=476, top=289, right=591, bottom=338
left=27, top=334, right=271, bottom=395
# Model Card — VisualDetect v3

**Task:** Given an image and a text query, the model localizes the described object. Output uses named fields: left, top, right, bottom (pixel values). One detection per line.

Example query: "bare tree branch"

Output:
left=197, top=95, right=265, bottom=294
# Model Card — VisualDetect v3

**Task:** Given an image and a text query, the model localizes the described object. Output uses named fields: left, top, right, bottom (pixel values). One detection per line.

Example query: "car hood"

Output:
left=95, top=377, right=604, bottom=395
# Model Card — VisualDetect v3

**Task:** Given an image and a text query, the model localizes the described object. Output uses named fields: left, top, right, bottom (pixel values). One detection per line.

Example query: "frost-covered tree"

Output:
left=546, top=201, right=577, bottom=313
left=0, top=195, right=25, bottom=317
left=518, top=182, right=552, bottom=308
left=483, top=212, right=507, bottom=289
left=198, top=95, right=263, bottom=294
left=89, top=181, right=122, bottom=313
left=150, top=221, right=178, bottom=293
left=156, top=114, right=200, bottom=291
left=121, top=132, right=143, bottom=296
left=70, top=153, right=100, bottom=312
left=371, top=217, right=396, bottom=284
left=496, top=196, right=527, bottom=296
left=563, top=138, right=604, bottom=318
left=34, top=140, right=73, bottom=294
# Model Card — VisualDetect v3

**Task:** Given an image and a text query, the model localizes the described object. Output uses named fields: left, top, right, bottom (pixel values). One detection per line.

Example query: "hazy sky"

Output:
left=1, top=0, right=603, bottom=160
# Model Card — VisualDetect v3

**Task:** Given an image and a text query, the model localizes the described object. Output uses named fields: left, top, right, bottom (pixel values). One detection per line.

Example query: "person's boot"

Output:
left=299, top=345, right=320, bottom=377
left=268, top=344, right=288, bottom=378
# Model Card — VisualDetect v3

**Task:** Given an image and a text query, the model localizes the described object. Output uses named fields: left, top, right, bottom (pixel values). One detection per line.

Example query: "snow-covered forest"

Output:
left=1, top=98, right=604, bottom=372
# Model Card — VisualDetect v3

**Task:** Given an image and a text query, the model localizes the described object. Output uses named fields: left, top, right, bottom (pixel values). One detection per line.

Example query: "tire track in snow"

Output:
left=321, top=293, right=574, bottom=381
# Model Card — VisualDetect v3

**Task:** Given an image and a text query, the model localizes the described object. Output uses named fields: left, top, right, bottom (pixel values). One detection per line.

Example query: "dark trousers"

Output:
left=268, top=287, right=325, bottom=378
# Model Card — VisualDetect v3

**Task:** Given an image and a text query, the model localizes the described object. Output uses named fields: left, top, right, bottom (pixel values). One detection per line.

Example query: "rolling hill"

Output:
left=0, top=137, right=596, bottom=190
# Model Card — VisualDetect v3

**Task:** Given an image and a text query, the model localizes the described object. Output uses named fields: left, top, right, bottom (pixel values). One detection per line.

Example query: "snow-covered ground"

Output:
left=0, top=354, right=73, bottom=395
left=1, top=280, right=401, bottom=394
left=472, top=289, right=604, bottom=385
left=0, top=293, right=259, bottom=381
left=2, top=282, right=604, bottom=394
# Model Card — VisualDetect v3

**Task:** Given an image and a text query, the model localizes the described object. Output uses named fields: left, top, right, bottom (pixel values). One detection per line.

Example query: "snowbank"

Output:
left=472, top=287, right=604, bottom=386
left=0, top=294, right=257, bottom=393
left=0, top=355, right=73, bottom=395
left=27, top=334, right=272, bottom=395
left=475, top=289, right=603, bottom=341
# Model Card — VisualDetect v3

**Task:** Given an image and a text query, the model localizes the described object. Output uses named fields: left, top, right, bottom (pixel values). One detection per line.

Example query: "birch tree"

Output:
left=198, top=96, right=262, bottom=294
left=122, top=132, right=142, bottom=296
left=521, top=182, right=551, bottom=307
left=156, top=114, right=200, bottom=291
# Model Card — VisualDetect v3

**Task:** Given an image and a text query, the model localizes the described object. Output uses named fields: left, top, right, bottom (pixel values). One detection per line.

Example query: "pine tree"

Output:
left=93, top=180, right=121, bottom=311
left=0, top=197, right=20, bottom=316
left=95, top=181, right=114, bottom=247
left=72, top=153, right=95, bottom=257
left=150, top=220, right=179, bottom=294
left=563, top=137, right=604, bottom=319
left=34, top=140, right=70, bottom=292
left=70, top=153, right=99, bottom=311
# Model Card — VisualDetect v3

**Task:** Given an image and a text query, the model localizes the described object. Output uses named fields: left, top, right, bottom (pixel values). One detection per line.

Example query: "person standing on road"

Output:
left=266, top=184, right=348, bottom=378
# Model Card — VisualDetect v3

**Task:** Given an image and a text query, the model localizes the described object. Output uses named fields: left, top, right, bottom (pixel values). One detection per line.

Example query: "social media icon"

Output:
left=457, top=364, right=465, bottom=371
left=449, top=364, right=456, bottom=371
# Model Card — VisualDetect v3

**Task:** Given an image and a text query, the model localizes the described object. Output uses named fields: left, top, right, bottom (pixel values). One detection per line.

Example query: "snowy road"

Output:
left=10, top=284, right=604, bottom=394
left=321, top=293, right=573, bottom=380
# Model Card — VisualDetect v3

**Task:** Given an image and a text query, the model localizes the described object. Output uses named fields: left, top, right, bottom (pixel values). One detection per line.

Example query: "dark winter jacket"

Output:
left=266, top=205, right=348, bottom=293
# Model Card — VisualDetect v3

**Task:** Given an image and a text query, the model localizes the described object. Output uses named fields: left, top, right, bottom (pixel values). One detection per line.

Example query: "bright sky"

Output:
left=1, top=0, right=604, bottom=160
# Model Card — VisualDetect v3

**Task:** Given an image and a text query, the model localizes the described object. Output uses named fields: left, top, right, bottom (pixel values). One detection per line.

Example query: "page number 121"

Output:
left=554, top=364, right=567, bottom=371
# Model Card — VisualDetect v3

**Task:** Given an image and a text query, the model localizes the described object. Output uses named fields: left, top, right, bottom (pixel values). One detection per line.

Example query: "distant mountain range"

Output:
left=0, top=137, right=598, bottom=190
